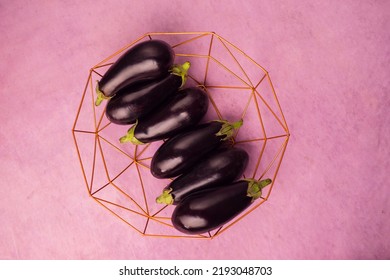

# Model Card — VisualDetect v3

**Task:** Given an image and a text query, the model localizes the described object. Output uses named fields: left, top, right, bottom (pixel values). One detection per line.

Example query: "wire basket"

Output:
left=72, top=31, right=290, bottom=239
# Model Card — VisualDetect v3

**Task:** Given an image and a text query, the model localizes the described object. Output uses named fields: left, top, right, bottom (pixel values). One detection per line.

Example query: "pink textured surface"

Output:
left=0, top=0, right=389, bottom=259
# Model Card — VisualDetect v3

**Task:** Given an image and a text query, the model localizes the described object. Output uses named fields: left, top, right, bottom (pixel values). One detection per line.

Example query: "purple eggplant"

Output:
left=105, top=62, right=190, bottom=125
left=119, top=86, right=209, bottom=144
left=156, top=147, right=249, bottom=205
left=95, top=39, right=175, bottom=106
left=150, top=119, right=243, bottom=179
left=171, top=178, right=272, bottom=235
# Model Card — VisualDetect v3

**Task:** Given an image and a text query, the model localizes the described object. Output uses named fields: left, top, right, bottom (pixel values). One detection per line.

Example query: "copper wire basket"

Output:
left=72, top=31, right=290, bottom=239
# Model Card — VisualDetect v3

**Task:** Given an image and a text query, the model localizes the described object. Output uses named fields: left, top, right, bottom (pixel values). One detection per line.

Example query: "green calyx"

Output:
left=156, top=189, right=174, bottom=205
left=119, top=120, right=145, bottom=145
left=95, top=81, right=110, bottom=106
left=245, top=178, right=272, bottom=202
left=215, top=119, right=243, bottom=141
left=170, top=61, right=191, bottom=88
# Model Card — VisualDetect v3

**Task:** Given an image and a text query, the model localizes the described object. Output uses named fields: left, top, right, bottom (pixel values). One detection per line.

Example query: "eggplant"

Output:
left=156, top=147, right=249, bottom=205
left=171, top=178, right=272, bottom=235
left=105, top=62, right=190, bottom=125
left=95, top=39, right=175, bottom=106
left=150, top=119, right=243, bottom=179
left=119, top=86, right=209, bottom=144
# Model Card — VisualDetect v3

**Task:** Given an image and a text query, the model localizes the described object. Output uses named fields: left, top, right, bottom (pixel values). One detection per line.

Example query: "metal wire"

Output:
left=72, top=32, right=290, bottom=239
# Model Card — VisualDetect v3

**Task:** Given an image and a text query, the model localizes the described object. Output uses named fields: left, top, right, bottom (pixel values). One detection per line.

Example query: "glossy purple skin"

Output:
left=171, top=180, right=252, bottom=235
left=98, top=39, right=174, bottom=97
left=166, top=147, right=249, bottom=205
left=150, top=121, right=225, bottom=179
left=134, top=87, right=209, bottom=143
left=105, top=73, right=182, bottom=125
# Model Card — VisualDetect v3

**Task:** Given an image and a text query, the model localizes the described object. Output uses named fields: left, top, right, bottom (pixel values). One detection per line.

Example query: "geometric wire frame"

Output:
left=72, top=32, right=290, bottom=239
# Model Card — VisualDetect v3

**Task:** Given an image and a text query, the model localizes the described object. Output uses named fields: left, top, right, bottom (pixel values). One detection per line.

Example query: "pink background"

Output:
left=1, top=0, right=389, bottom=259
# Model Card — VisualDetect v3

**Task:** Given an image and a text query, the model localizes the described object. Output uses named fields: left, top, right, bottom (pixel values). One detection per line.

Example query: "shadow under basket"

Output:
left=72, top=31, right=290, bottom=239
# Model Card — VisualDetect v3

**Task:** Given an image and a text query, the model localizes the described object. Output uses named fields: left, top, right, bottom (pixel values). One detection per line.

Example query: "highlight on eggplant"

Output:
left=171, top=178, right=272, bottom=235
left=156, top=147, right=249, bottom=205
left=95, top=39, right=175, bottom=106
left=150, top=118, right=243, bottom=179
left=105, top=61, right=190, bottom=125
left=119, top=86, right=209, bottom=145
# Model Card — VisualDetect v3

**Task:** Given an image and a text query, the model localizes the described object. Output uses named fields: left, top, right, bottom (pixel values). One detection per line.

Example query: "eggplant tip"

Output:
left=119, top=122, right=145, bottom=145
left=156, top=189, right=174, bottom=205
left=95, top=81, right=109, bottom=106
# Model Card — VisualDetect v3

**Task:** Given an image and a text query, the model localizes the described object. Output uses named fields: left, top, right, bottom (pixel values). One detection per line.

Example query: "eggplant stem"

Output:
left=156, top=189, right=174, bottom=205
left=245, top=178, right=272, bottom=201
left=170, top=61, right=191, bottom=88
left=95, top=81, right=110, bottom=106
left=119, top=120, right=145, bottom=145
left=215, top=119, right=243, bottom=141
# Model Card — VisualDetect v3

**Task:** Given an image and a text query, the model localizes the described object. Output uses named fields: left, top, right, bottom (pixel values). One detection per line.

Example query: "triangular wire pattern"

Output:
left=210, top=36, right=255, bottom=87
left=72, top=32, right=290, bottom=239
